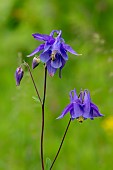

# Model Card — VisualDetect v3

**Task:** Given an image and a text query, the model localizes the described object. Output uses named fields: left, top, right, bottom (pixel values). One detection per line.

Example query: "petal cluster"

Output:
left=57, top=89, right=103, bottom=122
left=28, top=30, right=79, bottom=77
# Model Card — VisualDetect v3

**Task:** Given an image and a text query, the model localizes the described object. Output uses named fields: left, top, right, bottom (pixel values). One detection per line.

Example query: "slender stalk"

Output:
left=42, top=66, right=47, bottom=104
left=24, top=61, right=42, bottom=104
left=50, top=118, right=71, bottom=170
left=41, top=66, right=47, bottom=170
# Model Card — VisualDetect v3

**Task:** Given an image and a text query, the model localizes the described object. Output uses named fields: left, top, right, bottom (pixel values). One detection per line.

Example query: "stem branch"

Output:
left=50, top=118, right=71, bottom=170
left=24, top=61, right=42, bottom=104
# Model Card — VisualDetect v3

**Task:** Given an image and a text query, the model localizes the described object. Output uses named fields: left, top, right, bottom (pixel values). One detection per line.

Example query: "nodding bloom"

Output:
left=32, top=57, right=40, bottom=69
left=15, top=67, right=24, bottom=86
left=27, top=30, right=80, bottom=77
left=57, top=89, right=103, bottom=122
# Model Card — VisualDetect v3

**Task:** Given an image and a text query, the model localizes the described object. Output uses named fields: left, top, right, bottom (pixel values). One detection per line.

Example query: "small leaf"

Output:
left=45, top=158, right=52, bottom=170
left=32, top=96, right=40, bottom=102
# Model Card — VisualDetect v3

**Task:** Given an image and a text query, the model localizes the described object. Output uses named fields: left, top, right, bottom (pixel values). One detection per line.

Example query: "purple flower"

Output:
left=15, top=67, right=24, bottom=86
left=27, top=30, right=80, bottom=77
left=57, top=89, right=103, bottom=122
left=32, top=57, right=40, bottom=69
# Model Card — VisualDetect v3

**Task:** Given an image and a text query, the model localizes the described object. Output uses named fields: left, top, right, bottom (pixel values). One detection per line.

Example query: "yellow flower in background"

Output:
left=102, top=116, right=113, bottom=133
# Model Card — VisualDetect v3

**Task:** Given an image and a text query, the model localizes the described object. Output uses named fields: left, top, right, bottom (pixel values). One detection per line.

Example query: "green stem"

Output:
left=24, top=61, right=42, bottom=104
left=41, top=66, right=47, bottom=170
left=50, top=118, right=71, bottom=169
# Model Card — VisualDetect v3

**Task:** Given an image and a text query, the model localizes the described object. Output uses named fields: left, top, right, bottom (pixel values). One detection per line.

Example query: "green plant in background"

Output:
left=1, top=0, right=113, bottom=170
left=15, top=29, right=103, bottom=170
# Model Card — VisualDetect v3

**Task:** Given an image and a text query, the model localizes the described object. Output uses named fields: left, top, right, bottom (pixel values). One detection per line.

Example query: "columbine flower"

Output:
left=32, top=57, right=40, bottom=69
left=57, top=89, right=103, bottom=122
left=15, top=67, right=24, bottom=86
left=27, top=30, right=80, bottom=77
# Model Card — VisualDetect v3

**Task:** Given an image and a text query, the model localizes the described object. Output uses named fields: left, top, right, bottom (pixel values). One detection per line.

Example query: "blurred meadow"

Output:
left=0, top=0, right=113, bottom=169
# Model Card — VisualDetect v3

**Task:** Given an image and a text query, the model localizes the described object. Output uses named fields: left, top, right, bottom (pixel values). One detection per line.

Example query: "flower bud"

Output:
left=15, top=67, right=24, bottom=86
left=32, top=57, right=40, bottom=69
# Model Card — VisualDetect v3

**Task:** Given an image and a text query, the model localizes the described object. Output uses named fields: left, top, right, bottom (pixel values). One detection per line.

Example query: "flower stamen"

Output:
left=77, top=116, right=84, bottom=123
left=51, top=50, right=57, bottom=61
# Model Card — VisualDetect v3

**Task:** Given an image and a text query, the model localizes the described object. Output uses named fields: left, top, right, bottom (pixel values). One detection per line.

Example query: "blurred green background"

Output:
left=0, top=0, right=113, bottom=169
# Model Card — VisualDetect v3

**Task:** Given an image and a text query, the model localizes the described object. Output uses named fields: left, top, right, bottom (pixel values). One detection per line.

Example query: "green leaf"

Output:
left=45, top=158, right=52, bottom=170
left=32, top=96, right=40, bottom=102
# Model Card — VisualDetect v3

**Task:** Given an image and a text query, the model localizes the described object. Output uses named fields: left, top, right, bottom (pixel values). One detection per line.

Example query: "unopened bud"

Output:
left=15, top=67, right=24, bottom=86
left=32, top=57, right=40, bottom=69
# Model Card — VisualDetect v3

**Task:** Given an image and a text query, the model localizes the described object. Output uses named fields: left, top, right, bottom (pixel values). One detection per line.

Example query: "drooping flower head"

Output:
left=57, top=89, right=103, bottom=122
left=28, top=30, right=80, bottom=77
left=32, top=57, right=40, bottom=69
left=15, top=67, right=24, bottom=86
